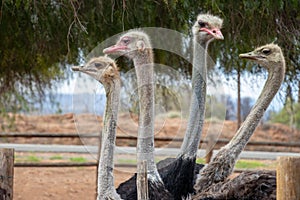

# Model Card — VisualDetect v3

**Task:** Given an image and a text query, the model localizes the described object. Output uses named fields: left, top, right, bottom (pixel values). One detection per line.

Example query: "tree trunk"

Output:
left=277, top=157, right=300, bottom=200
left=0, top=148, right=14, bottom=200
left=298, top=80, right=300, bottom=103
left=285, top=84, right=293, bottom=105
left=237, top=64, right=241, bottom=129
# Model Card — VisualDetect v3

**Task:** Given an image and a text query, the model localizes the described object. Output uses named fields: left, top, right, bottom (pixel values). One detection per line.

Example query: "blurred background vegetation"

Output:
left=0, top=0, right=299, bottom=128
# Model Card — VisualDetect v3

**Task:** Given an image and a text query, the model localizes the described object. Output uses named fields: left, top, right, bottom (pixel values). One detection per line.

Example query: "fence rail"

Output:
left=13, top=162, right=274, bottom=174
left=1, top=132, right=300, bottom=169
left=1, top=132, right=300, bottom=148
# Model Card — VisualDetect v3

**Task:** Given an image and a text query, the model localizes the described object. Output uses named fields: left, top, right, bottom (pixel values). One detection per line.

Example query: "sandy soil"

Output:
left=14, top=167, right=134, bottom=200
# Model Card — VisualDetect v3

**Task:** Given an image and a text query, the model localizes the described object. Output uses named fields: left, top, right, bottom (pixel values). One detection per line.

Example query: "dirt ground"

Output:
left=2, top=113, right=300, bottom=151
left=1, top=113, right=299, bottom=199
left=14, top=166, right=135, bottom=200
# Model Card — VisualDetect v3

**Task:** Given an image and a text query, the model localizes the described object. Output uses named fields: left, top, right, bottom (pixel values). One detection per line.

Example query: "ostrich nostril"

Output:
left=212, top=30, right=216, bottom=33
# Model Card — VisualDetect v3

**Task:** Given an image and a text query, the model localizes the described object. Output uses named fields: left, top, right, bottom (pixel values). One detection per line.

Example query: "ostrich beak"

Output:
left=239, top=52, right=258, bottom=60
left=72, top=64, right=104, bottom=81
left=211, top=28, right=224, bottom=40
left=103, top=45, right=128, bottom=54
left=200, top=27, right=224, bottom=40
left=71, top=66, right=82, bottom=71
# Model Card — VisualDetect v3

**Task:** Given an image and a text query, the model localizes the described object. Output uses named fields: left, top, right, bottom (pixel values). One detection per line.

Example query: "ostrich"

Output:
left=193, top=170, right=276, bottom=199
left=104, top=13, right=223, bottom=199
left=194, top=43, right=286, bottom=194
left=72, top=56, right=122, bottom=200
left=157, top=14, right=224, bottom=200
left=103, top=31, right=173, bottom=199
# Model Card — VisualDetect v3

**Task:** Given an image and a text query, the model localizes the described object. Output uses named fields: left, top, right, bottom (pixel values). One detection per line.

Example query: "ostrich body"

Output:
left=104, top=31, right=173, bottom=199
left=157, top=14, right=224, bottom=200
left=194, top=43, right=286, bottom=194
left=193, top=170, right=276, bottom=200
left=72, top=57, right=122, bottom=200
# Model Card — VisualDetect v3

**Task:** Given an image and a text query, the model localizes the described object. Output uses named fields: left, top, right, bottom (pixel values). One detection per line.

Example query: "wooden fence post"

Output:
left=0, top=148, right=14, bottom=200
left=277, top=156, right=300, bottom=200
left=137, top=160, right=149, bottom=200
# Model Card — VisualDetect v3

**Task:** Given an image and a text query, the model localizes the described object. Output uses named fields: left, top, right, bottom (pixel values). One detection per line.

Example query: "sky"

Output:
left=54, top=66, right=285, bottom=115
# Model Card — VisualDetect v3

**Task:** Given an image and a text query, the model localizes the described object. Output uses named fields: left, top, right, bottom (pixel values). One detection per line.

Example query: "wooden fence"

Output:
left=1, top=132, right=300, bottom=148
left=1, top=132, right=300, bottom=168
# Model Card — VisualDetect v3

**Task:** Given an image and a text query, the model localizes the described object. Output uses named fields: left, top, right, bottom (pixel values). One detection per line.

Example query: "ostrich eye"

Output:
left=95, top=63, right=102, bottom=68
left=121, top=37, right=130, bottom=44
left=262, top=49, right=271, bottom=55
left=198, top=21, right=207, bottom=28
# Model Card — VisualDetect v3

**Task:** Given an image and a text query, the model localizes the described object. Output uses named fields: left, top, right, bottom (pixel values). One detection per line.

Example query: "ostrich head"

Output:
left=72, top=56, right=119, bottom=85
left=103, top=30, right=152, bottom=59
left=239, top=43, right=285, bottom=71
left=193, top=13, right=224, bottom=42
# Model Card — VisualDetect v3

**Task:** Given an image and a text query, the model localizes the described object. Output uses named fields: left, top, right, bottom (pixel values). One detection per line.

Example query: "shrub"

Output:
left=270, top=101, right=300, bottom=129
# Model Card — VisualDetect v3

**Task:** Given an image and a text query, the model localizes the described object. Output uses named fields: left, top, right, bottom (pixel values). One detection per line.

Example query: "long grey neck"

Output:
left=97, top=78, right=121, bottom=198
left=180, top=39, right=208, bottom=158
left=225, top=62, right=285, bottom=158
left=134, top=50, right=162, bottom=181
left=194, top=61, right=285, bottom=193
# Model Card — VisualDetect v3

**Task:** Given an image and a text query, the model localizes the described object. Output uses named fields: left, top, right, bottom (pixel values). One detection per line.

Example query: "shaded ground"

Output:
left=0, top=113, right=299, bottom=199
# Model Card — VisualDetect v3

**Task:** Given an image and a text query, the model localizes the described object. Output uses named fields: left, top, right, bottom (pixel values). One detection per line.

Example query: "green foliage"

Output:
left=118, top=158, right=137, bottom=165
left=167, top=111, right=181, bottom=118
left=49, top=155, right=63, bottom=160
left=235, top=160, right=269, bottom=169
left=205, top=95, right=226, bottom=120
left=196, top=158, right=205, bottom=164
left=14, top=154, right=41, bottom=163
left=197, top=158, right=274, bottom=169
left=270, top=100, right=300, bottom=129
left=0, top=1, right=70, bottom=113
left=69, top=157, right=87, bottom=163
left=0, top=0, right=299, bottom=114
left=197, top=158, right=275, bottom=170
left=26, top=155, right=41, bottom=163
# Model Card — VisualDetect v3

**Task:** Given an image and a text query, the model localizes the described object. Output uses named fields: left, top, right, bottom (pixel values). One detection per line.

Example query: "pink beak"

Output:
left=103, top=45, right=128, bottom=54
left=200, top=27, right=224, bottom=40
